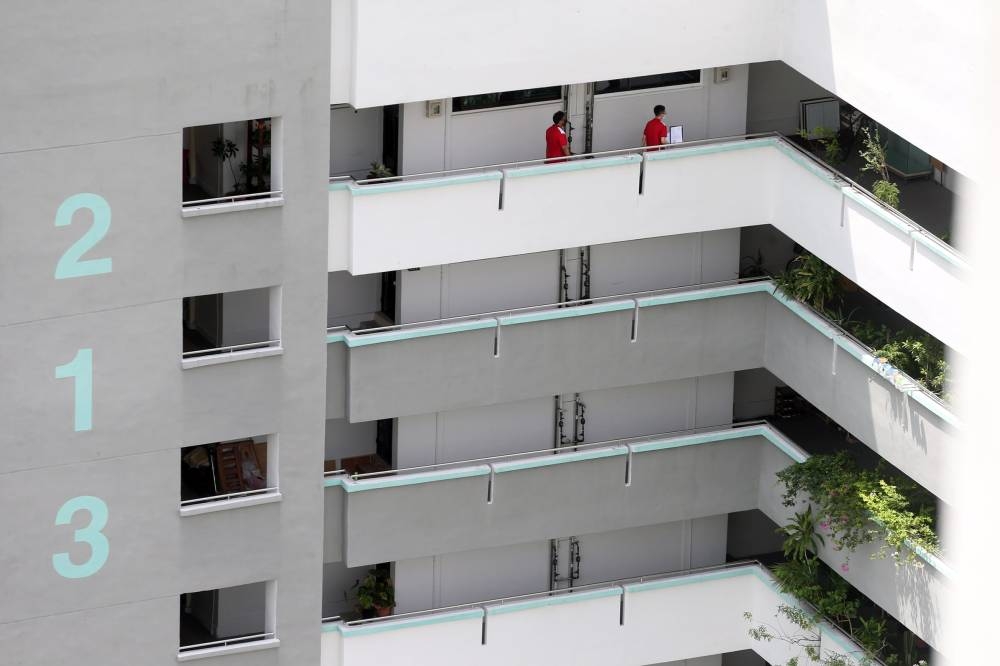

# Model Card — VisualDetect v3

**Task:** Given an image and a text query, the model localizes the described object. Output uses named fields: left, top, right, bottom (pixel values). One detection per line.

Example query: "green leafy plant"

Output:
left=870, top=335, right=949, bottom=398
left=350, top=568, right=395, bottom=615
left=775, top=253, right=840, bottom=311
left=781, top=506, right=826, bottom=563
left=859, top=126, right=900, bottom=210
left=776, top=452, right=940, bottom=566
left=366, top=162, right=394, bottom=180
left=210, top=137, right=241, bottom=192
left=799, top=126, right=843, bottom=166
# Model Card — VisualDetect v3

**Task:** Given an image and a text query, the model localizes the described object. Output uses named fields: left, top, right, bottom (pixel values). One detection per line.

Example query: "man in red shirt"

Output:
left=545, top=111, right=571, bottom=162
left=642, top=105, right=668, bottom=150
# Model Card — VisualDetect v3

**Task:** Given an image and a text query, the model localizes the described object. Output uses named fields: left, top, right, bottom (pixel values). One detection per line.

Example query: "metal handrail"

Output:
left=182, top=339, right=281, bottom=359
left=328, top=130, right=962, bottom=261
left=335, top=420, right=767, bottom=482
left=319, top=561, right=884, bottom=663
left=182, top=190, right=283, bottom=207
left=325, top=277, right=951, bottom=410
left=179, top=486, right=279, bottom=506
left=332, top=276, right=768, bottom=336
left=325, top=560, right=759, bottom=628
left=178, top=632, right=276, bottom=652
left=331, top=133, right=775, bottom=185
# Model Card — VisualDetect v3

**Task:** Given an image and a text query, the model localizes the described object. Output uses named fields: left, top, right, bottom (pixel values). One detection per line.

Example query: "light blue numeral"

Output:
left=52, top=495, right=109, bottom=579
left=55, top=348, right=93, bottom=432
left=54, top=193, right=112, bottom=279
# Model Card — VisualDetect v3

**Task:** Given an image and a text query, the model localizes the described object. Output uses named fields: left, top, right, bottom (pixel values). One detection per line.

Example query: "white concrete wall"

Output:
left=220, top=286, right=271, bottom=346
left=322, top=565, right=861, bottom=666
left=394, top=517, right=728, bottom=614
left=747, top=61, right=833, bottom=135
left=592, top=67, right=749, bottom=151
left=340, top=139, right=966, bottom=353
left=330, top=106, right=382, bottom=178
left=327, top=271, right=380, bottom=328
left=334, top=0, right=986, bottom=178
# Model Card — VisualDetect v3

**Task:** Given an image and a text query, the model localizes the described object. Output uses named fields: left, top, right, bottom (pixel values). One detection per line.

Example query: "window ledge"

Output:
left=181, top=345, right=283, bottom=370
left=180, top=196, right=284, bottom=218
left=177, top=638, right=279, bottom=662
left=179, top=491, right=282, bottom=517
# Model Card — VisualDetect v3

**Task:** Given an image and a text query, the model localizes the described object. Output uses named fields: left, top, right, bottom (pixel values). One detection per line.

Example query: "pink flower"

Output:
left=820, top=521, right=829, bottom=529
left=840, top=563, right=850, bottom=572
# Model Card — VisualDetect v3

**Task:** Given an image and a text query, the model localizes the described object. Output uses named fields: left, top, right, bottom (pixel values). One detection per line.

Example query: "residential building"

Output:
left=1, top=2, right=981, bottom=665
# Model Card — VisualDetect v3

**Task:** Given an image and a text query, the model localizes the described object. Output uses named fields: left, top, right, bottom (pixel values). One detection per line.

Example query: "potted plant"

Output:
left=352, top=568, right=395, bottom=618
left=365, top=161, right=394, bottom=181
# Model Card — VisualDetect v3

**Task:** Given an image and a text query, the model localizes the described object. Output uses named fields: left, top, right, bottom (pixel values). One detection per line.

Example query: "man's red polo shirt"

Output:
left=546, top=124, right=568, bottom=160
left=644, top=117, right=667, bottom=148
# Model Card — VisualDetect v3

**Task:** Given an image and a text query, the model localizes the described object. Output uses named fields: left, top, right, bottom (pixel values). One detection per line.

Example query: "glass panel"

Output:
left=594, top=70, right=701, bottom=95
left=452, top=86, right=563, bottom=112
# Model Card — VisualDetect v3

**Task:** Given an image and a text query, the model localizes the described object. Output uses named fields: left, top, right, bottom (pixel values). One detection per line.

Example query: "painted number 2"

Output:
left=55, top=348, right=93, bottom=432
left=52, top=496, right=109, bottom=579
left=54, top=193, right=112, bottom=280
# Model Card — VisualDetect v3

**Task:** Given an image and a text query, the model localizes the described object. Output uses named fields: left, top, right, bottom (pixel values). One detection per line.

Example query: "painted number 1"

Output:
left=55, top=348, right=93, bottom=432
left=54, top=193, right=112, bottom=280
left=52, top=496, right=109, bottom=579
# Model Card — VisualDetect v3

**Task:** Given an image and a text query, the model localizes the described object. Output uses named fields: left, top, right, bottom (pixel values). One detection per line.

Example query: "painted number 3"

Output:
left=52, top=496, right=109, bottom=579
left=54, top=193, right=112, bottom=280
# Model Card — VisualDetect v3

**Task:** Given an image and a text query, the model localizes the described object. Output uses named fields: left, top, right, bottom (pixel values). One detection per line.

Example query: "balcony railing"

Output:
left=320, top=561, right=883, bottom=666
left=324, top=419, right=949, bottom=650
left=326, top=279, right=958, bottom=504
left=329, top=133, right=967, bottom=352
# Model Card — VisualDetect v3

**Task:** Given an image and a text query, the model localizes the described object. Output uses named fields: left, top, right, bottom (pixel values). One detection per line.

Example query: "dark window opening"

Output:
left=180, top=582, right=269, bottom=651
left=594, top=70, right=701, bottom=95
left=181, top=438, right=271, bottom=504
left=452, top=86, right=562, bottom=113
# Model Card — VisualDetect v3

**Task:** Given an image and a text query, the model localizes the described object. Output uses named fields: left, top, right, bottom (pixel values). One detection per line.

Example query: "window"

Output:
left=182, top=117, right=282, bottom=214
left=179, top=581, right=277, bottom=660
left=182, top=286, right=282, bottom=367
left=180, top=436, right=277, bottom=513
left=452, top=86, right=562, bottom=112
left=594, top=70, right=701, bottom=95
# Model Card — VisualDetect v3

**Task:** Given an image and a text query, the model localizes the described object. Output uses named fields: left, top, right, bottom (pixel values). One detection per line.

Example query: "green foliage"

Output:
left=799, top=126, right=843, bottom=166
left=776, top=452, right=940, bottom=565
left=366, top=162, right=394, bottom=180
left=871, top=180, right=900, bottom=209
left=210, top=137, right=241, bottom=193
left=351, top=568, right=395, bottom=611
left=774, top=249, right=950, bottom=399
left=781, top=507, right=826, bottom=563
left=870, top=335, right=949, bottom=398
left=859, top=126, right=900, bottom=210
left=775, top=253, right=840, bottom=311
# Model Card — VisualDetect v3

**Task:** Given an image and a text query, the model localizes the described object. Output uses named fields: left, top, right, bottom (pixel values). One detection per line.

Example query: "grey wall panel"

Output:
left=1, top=3, right=314, bottom=152
left=346, top=293, right=768, bottom=422
left=326, top=343, right=347, bottom=419
left=0, top=301, right=182, bottom=474
left=1, top=2, right=332, bottom=664
left=324, top=486, right=344, bottom=564
left=0, top=450, right=282, bottom=623
left=0, top=597, right=181, bottom=666
left=763, top=298, right=954, bottom=501
left=0, top=136, right=285, bottom=326
left=338, top=438, right=764, bottom=566
left=181, top=355, right=283, bottom=446
left=0, top=137, right=182, bottom=325
left=348, top=328, right=499, bottom=421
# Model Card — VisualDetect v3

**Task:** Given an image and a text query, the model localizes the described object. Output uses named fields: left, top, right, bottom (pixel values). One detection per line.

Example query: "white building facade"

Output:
left=1, top=2, right=977, bottom=665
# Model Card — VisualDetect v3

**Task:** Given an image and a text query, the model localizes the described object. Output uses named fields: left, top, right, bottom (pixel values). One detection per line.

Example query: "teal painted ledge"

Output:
left=505, top=154, right=641, bottom=179
left=644, top=136, right=777, bottom=162
left=493, top=445, right=627, bottom=473
left=327, top=280, right=957, bottom=431
left=625, top=566, right=752, bottom=593
left=330, top=466, right=491, bottom=493
left=349, top=171, right=502, bottom=196
left=333, top=608, right=484, bottom=637
left=486, top=587, right=621, bottom=616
